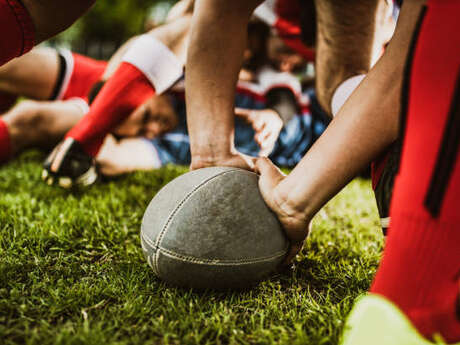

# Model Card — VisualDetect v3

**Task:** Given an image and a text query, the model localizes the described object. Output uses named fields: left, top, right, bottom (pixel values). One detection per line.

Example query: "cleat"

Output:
left=76, top=165, right=98, bottom=186
left=340, top=294, right=458, bottom=345
left=43, top=138, right=98, bottom=188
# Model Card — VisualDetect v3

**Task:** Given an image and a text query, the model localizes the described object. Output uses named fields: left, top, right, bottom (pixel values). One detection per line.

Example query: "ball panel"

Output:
left=159, top=169, right=288, bottom=261
left=141, top=167, right=289, bottom=289
left=141, top=167, right=240, bottom=257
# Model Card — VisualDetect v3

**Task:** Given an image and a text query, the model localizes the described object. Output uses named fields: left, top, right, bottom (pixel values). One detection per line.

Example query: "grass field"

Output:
left=0, top=151, right=383, bottom=345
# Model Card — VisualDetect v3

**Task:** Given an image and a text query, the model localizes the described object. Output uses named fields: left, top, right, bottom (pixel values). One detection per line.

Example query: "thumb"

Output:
left=255, top=157, right=285, bottom=188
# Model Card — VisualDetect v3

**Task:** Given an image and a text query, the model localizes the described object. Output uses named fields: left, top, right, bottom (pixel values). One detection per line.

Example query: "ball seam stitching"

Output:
left=141, top=231, right=288, bottom=264
left=159, top=245, right=288, bottom=265
left=153, top=168, right=242, bottom=277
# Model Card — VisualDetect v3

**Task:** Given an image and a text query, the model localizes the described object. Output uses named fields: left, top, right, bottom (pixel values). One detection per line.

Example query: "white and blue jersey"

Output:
left=147, top=68, right=329, bottom=168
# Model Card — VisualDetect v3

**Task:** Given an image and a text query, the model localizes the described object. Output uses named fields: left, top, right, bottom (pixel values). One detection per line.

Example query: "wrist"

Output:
left=190, top=144, right=235, bottom=169
left=273, top=184, right=313, bottom=226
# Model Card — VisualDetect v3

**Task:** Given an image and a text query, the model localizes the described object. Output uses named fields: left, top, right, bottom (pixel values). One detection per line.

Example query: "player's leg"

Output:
left=59, top=52, right=107, bottom=102
left=42, top=17, right=190, bottom=188
left=65, top=16, right=189, bottom=156
left=0, top=47, right=61, bottom=100
left=95, top=136, right=163, bottom=176
left=0, top=91, right=17, bottom=113
left=342, top=1, right=460, bottom=343
left=314, top=0, right=399, bottom=233
left=0, top=47, right=63, bottom=163
left=0, top=98, right=86, bottom=163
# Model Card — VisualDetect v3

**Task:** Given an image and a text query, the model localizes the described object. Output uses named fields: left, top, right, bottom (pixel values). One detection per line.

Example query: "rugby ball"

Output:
left=141, top=167, right=288, bottom=289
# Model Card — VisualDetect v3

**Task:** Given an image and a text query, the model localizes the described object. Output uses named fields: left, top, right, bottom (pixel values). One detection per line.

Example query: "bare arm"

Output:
left=256, top=0, right=425, bottom=263
left=185, top=0, right=263, bottom=170
left=96, top=136, right=159, bottom=176
left=166, top=0, right=194, bottom=23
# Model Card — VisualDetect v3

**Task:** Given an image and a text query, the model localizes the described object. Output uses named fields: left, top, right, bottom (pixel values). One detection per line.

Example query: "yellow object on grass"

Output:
left=340, top=294, right=459, bottom=345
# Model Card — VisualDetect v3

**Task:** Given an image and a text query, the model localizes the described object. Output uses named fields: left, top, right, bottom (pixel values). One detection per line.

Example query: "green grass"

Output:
left=0, top=151, right=383, bottom=345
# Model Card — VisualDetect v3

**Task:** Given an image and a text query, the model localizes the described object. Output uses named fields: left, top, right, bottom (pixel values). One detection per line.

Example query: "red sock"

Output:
left=66, top=62, right=155, bottom=156
left=0, top=0, right=35, bottom=67
left=0, top=118, right=12, bottom=163
left=0, top=91, right=17, bottom=113
left=371, top=1, right=460, bottom=342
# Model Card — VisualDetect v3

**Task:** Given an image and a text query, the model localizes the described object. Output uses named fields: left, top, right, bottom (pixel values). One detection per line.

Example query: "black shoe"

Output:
left=42, top=138, right=98, bottom=188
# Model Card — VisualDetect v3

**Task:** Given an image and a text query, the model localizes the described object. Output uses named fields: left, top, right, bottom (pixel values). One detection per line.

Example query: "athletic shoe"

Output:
left=340, top=294, right=457, bottom=345
left=42, top=137, right=97, bottom=188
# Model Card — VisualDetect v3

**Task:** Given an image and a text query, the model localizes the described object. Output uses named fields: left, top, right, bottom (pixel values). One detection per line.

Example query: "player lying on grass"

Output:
left=0, top=47, right=106, bottom=164
left=41, top=12, right=321, bottom=186
left=41, top=11, right=192, bottom=186
left=0, top=17, right=328, bottom=176
left=255, top=0, right=460, bottom=343
left=0, top=0, right=196, bottom=169
left=0, top=47, right=181, bottom=175
left=91, top=72, right=328, bottom=176
left=39, top=0, right=320, bottom=186
left=0, top=46, right=328, bottom=179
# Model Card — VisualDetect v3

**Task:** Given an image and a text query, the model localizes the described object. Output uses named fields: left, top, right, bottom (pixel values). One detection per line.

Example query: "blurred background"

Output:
left=49, top=0, right=177, bottom=60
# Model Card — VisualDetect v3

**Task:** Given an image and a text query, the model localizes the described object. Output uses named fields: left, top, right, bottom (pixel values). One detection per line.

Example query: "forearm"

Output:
left=185, top=0, right=262, bottom=164
left=279, top=68, right=400, bottom=219
left=276, top=0, right=424, bottom=220
left=166, top=0, right=194, bottom=22
left=96, top=136, right=158, bottom=176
